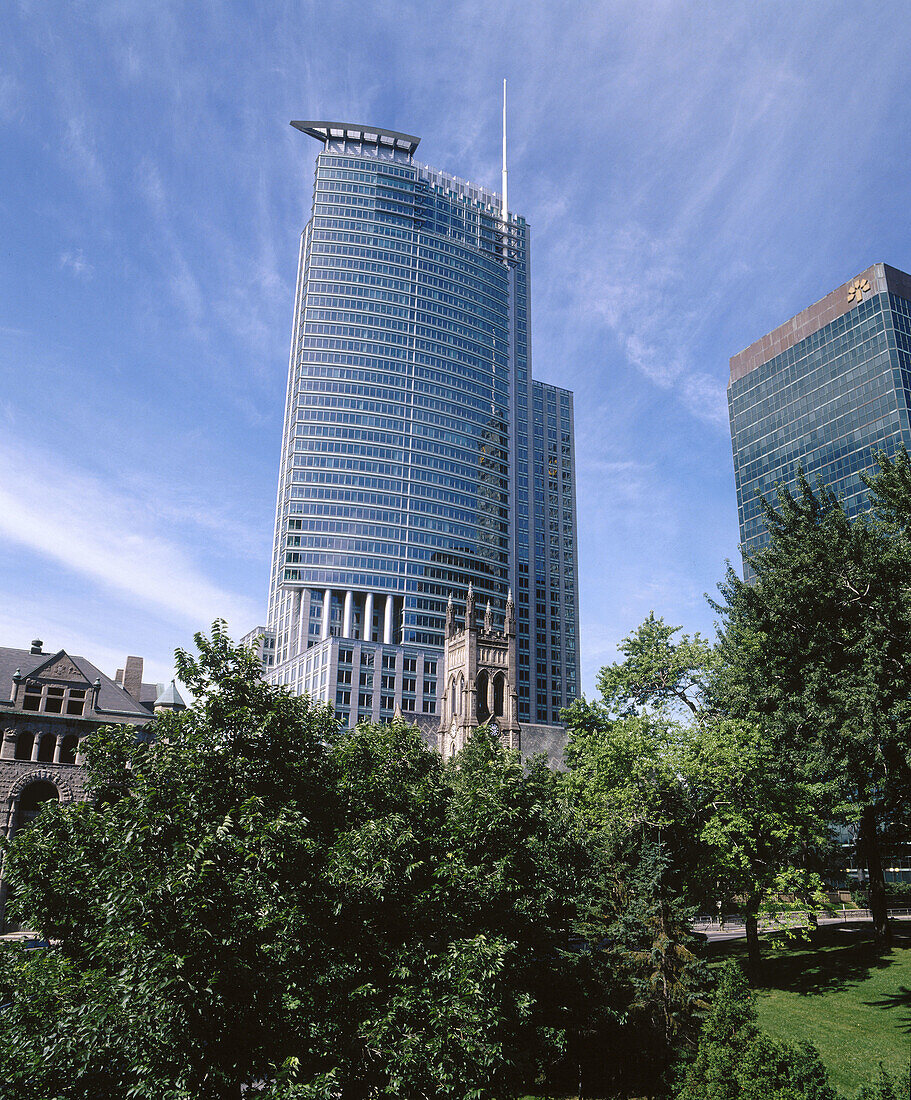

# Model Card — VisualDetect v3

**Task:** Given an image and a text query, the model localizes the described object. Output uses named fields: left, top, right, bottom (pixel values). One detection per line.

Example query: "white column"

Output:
left=295, top=589, right=306, bottom=654
left=30, top=736, right=40, bottom=763
left=364, top=592, right=374, bottom=642
left=383, top=594, right=394, bottom=645
left=343, top=590, right=353, bottom=638
left=53, top=738, right=62, bottom=764
left=321, top=588, right=331, bottom=640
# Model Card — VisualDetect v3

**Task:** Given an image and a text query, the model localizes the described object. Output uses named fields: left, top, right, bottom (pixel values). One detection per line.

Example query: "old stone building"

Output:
left=0, top=641, right=185, bottom=844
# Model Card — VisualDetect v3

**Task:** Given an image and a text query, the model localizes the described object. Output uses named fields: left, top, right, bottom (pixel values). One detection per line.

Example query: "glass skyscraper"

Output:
left=729, top=263, right=911, bottom=562
left=262, top=122, right=579, bottom=728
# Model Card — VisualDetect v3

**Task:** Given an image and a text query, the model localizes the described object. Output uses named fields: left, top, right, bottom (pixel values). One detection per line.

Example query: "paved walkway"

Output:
left=697, top=909, right=911, bottom=943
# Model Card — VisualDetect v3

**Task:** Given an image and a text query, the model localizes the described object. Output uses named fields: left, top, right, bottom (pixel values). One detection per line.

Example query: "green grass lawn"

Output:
left=710, top=924, right=911, bottom=1098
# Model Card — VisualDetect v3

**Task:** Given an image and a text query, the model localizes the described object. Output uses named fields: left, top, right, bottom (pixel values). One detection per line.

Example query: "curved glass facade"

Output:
left=266, top=124, right=579, bottom=725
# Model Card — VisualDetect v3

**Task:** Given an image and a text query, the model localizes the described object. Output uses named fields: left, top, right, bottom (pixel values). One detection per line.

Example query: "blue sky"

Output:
left=2, top=1, right=910, bottom=694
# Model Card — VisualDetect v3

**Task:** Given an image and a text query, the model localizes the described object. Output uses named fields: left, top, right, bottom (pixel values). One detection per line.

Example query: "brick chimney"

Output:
left=122, top=656, right=144, bottom=700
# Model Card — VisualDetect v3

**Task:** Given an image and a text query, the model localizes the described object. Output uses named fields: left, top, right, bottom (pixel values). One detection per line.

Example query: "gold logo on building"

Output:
left=847, top=277, right=871, bottom=303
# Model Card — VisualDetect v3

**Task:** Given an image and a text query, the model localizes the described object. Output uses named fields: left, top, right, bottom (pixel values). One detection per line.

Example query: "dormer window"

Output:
left=21, top=683, right=88, bottom=716
left=44, top=687, right=65, bottom=714
left=22, top=685, right=42, bottom=712
left=67, top=688, right=87, bottom=716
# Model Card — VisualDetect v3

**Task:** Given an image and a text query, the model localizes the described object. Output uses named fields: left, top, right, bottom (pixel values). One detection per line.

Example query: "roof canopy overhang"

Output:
left=291, top=120, right=421, bottom=156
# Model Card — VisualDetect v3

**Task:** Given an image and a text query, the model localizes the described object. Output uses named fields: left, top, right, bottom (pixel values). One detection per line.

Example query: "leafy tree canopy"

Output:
left=0, top=624, right=598, bottom=1100
left=595, top=612, right=714, bottom=721
left=565, top=614, right=828, bottom=970
left=712, top=467, right=911, bottom=942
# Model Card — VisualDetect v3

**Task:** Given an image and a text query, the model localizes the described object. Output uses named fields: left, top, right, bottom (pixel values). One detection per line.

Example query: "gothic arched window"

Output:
left=476, top=670, right=490, bottom=723
left=493, top=673, right=505, bottom=718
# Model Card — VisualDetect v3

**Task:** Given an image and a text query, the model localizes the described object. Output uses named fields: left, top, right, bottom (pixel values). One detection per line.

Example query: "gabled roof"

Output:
left=26, top=650, right=92, bottom=685
left=0, top=647, right=153, bottom=722
left=139, top=683, right=160, bottom=708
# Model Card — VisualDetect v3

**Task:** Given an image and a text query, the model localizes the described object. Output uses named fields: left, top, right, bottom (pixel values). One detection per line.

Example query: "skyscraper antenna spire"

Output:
left=501, top=78, right=508, bottom=223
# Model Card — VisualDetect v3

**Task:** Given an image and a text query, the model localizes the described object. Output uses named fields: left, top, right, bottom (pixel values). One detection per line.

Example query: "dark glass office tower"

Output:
left=529, top=381, right=578, bottom=720
left=264, top=122, right=579, bottom=727
left=729, top=263, right=911, bottom=564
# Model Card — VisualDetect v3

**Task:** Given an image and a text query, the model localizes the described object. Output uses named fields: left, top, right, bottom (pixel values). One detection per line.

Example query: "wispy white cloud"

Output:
left=62, top=113, right=108, bottom=200
left=116, top=471, right=272, bottom=564
left=508, top=4, right=906, bottom=429
left=0, top=438, right=258, bottom=632
left=59, top=248, right=94, bottom=279
left=0, top=601, right=177, bottom=690
left=135, top=156, right=206, bottom=332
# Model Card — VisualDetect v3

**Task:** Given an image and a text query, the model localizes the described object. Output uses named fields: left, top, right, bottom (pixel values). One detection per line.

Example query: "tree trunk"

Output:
left=745, top=904, right=761, bottom=975
left=860, top=803, right=890, bottom=946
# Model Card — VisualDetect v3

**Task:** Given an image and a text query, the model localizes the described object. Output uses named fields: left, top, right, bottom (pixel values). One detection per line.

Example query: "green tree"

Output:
left=713, top=471, right=911, bottom=944
left=563, top=709, right=688, bottom=834
left=0, top=624, right=597, bottom=1100
left=682, top=719, right=829, bottom=971
left=595, top=612, right=714, bottom=720
left=563, top=614, right=714, bottom=879
left=862, top=445, right=911, bottom=536
left=563, top=624, right=711, bottom=1095
left=567, top=616, right=825, bottom=971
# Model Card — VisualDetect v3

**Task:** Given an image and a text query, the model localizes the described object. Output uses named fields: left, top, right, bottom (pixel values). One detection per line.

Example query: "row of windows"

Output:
left=732, top=353, right=892, bottom=445
left=304, top=307, right=501, bottom=346
left=295, top=373, right=504, bottom=415
left=13, top=731, right=79, bottom=763
left=305, top=280, right=507, bottom=330
left=310, top=231, right=509, bottom=294
left=306, top=242, right=507, bottom=308
left=21, top=683, right=87, bottom=716
left=294, top=401, right=509, bottom=451
left=292, top=434, right=509, bottom=480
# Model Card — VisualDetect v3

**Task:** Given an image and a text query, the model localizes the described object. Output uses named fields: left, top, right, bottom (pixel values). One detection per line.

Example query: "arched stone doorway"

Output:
left=14, top=780, right=59, bottom=834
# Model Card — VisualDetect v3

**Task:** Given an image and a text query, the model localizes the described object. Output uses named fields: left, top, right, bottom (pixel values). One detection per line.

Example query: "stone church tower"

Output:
left=438, top=585, right=521, bottom=758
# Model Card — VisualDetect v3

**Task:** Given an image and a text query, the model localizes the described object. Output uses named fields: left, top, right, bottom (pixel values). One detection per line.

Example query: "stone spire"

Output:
left=484, top=599, right=493, bottom=633
left=465, top=581, right=475, bottom=627
left=153, top=680, right=187, bottom=713
left=446, top=591, right=455, bottom=636
left=504, top=588, right=515, bottom=636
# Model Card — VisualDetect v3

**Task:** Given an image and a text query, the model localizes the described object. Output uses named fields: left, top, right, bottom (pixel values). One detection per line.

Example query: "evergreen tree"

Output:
left=677, top=961, right=836, bottom=1100
left=856, top=1065, right=900, bottom=1100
